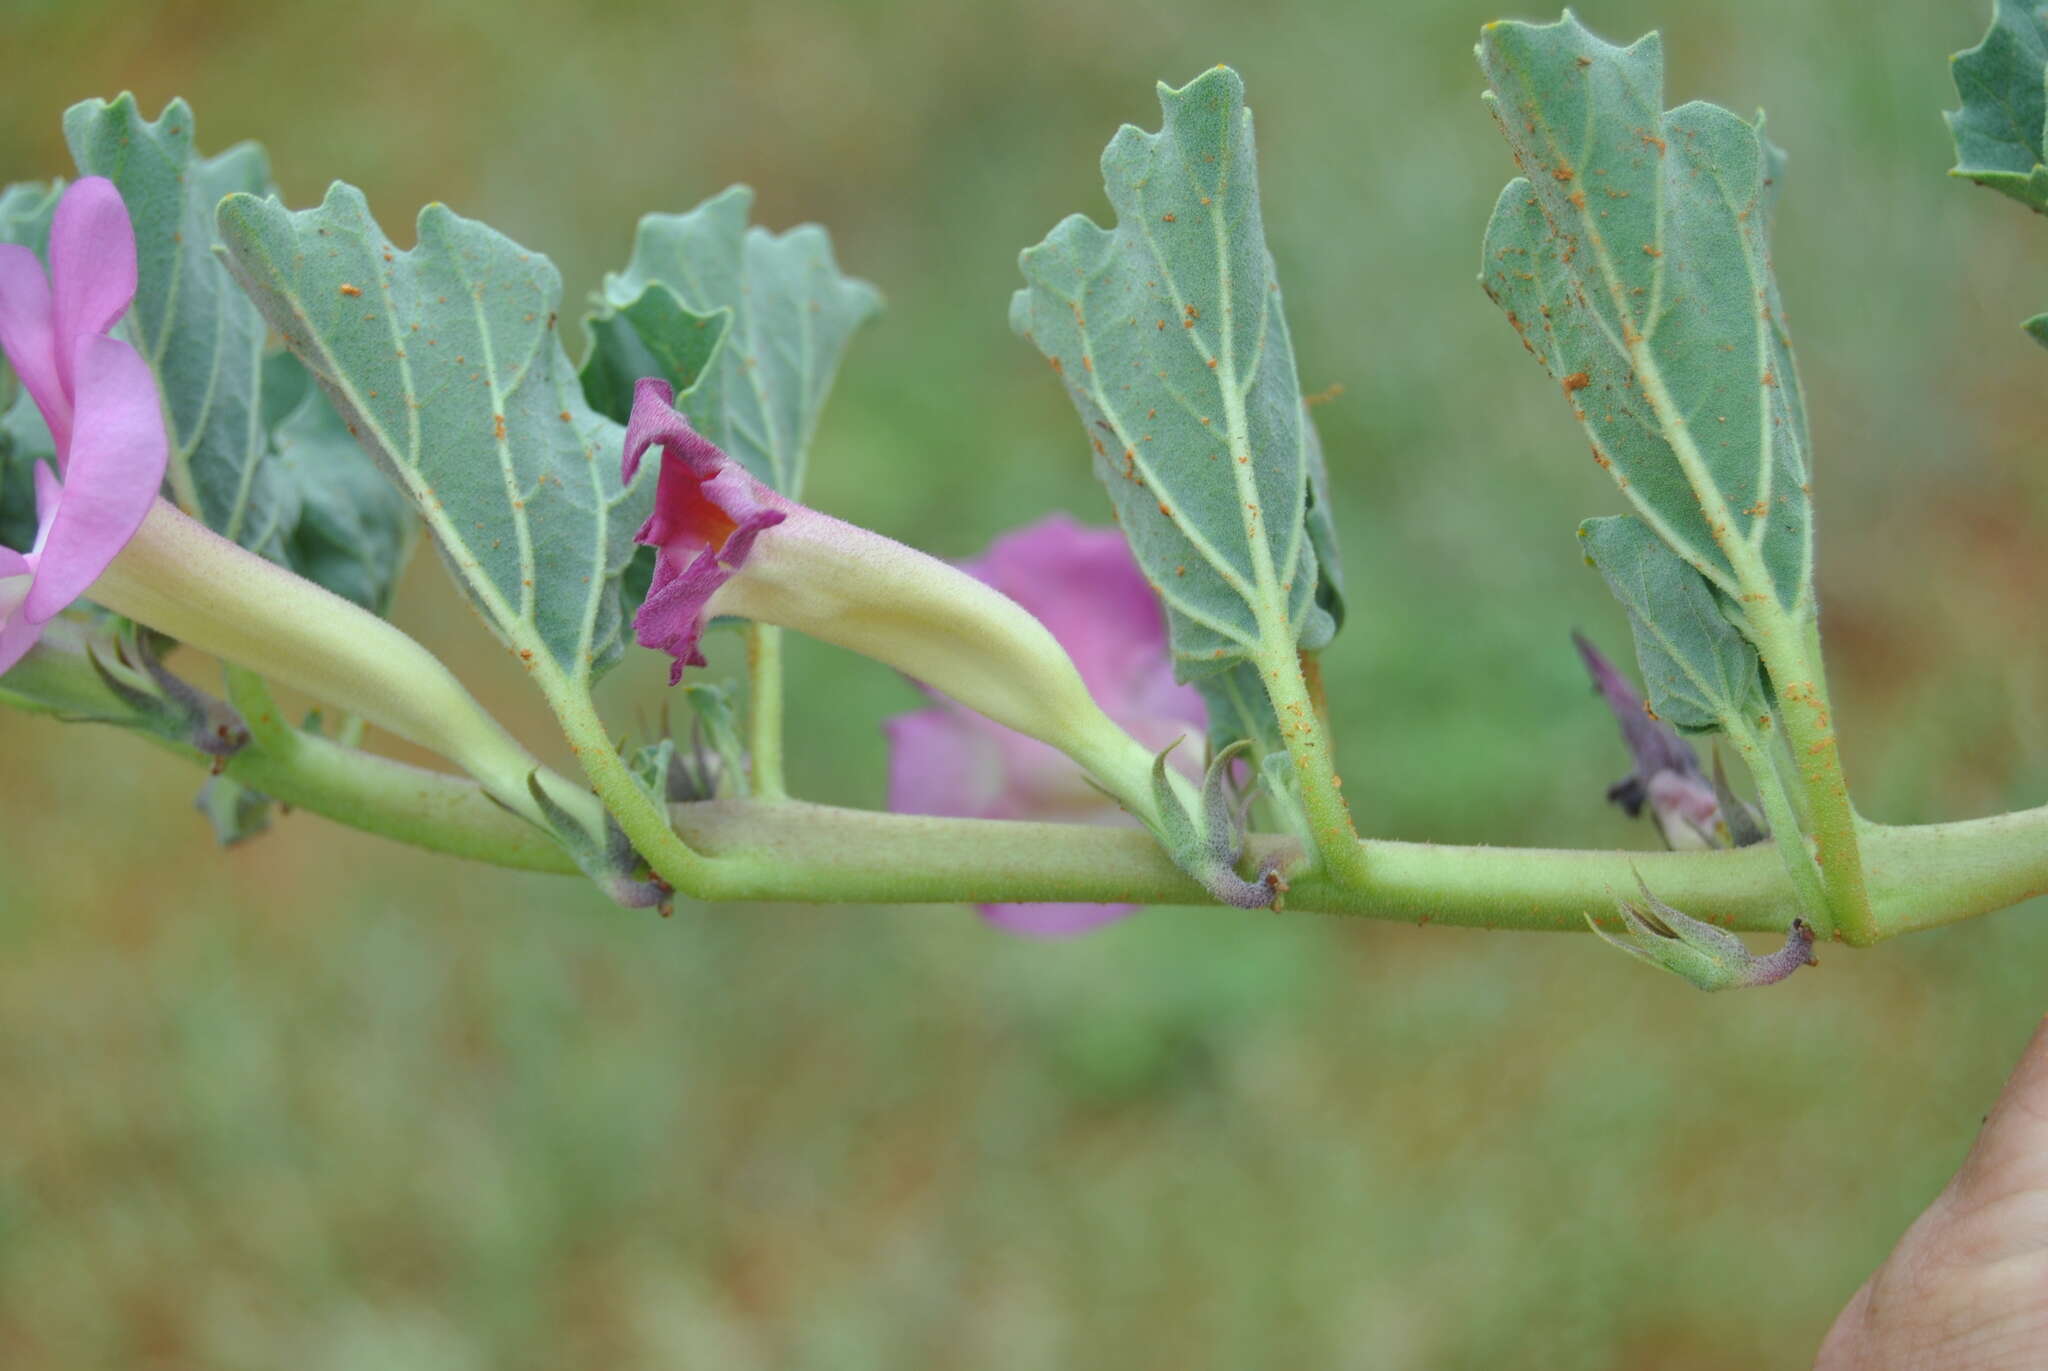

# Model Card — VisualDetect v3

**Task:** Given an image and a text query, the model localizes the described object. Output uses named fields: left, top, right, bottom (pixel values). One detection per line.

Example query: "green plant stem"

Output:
left=746, top=622, right=789, bottom=801
left=10, top=641, right=2044, bottom=935
left=1257, top=636, right=1370, bottom=888
left=541, top=674, right=731, bottom=894
left=1748, top=602, right=1874, bottom=943
left=1725, top=712, right=1829, bottom=930
left=1, top=630, right=575, bottom=873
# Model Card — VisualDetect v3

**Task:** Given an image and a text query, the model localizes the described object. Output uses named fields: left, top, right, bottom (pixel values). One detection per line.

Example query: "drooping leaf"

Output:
left=1948, top=0, right=2048, bottom=213
left=1478, top=17, right=1813, bottom=617
left=268, top=355, right=415, bottom=613
left=585, top=185, right=881, bottom=497
left=1012, top=67, right=1332, bottom=684
left=1578, top=514, right=1765, bottom=736
left=216, top=184, right=647, bottom=685
left=65, top=96, right=303, bottom=559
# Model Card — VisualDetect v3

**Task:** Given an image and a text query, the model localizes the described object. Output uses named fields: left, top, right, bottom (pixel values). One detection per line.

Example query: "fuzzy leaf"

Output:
left=580, top=286, right=727, bottom=426
left=0, top=180, right=59, bottom=257
left=1948, top=0, right=2048, bottom=213
left=586, top=185, right=880, bottom=497
left=268, top=356, right=415, bottom=613
left=216, top=184, right=645, bottom=684
left=65, top=96, right=302, bottom=559
left=1478, top=17, right=1812, bottom=616
left=1194, top=659, right=1285, bottom=756
left=1579, top=514, right=1764, bottom=735
left=1012, top=67, right=1331, bottom=682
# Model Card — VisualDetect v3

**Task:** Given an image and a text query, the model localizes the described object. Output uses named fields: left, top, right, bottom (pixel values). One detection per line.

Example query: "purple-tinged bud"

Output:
left=87, top=630, right=249, bottom=767
left=1590, top=873, right=1816, bottom=991
left=1573, top=632, right=1725, bottom=850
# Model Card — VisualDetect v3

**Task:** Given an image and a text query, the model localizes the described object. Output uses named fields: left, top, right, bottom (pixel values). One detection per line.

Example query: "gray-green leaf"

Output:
left=216, top=184, right=646, bottom=685
left=1478, top=17, right=1812, bottom=617
left=1579, top=514, right=1765, bottom=736
left=268, top=355, right=415, bottom=613
left=585, top=185, right=881, bottom=497
left=1948, top=0, right=2048, bottom=213
left=66, top=96, right=302, bottom=559
left=1012, top=67, right=1330, bottom=682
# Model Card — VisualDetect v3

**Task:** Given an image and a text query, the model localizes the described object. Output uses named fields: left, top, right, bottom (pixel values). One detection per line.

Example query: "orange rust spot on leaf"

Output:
left=338, top=283, right=362, bottom=297
left=1162, top=213, right=1177, bottom=222
left=1561, top=370, right=1591, bottom=394
left=493, top=414, right=507, bottom=440
left=1642, top=244, right=1661, bottom=257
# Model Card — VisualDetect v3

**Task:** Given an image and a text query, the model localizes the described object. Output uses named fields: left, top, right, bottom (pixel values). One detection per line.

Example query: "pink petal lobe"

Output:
left=0, top=609, right=42, bottom=676
left=978, top=900, right=1141, bottom=938
left=964, top=513, right=1200, bottom=720
left=882, top=513, right=1207, bottom=938
left=23, top=334, right=167, bottom=619
left=48, top=178, right=138, bottom=392
left=885, top=706, right=1008, bottom=818
left=621, top=376, right=722, bottom=484
left=0, top=243, right=67, bottom=454
left=626, top=382, right=787, bottom=681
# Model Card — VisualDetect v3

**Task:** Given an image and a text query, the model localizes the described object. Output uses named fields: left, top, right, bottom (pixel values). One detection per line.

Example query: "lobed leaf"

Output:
left=1011, top=67, right=1332, bottom=683
left=216, top=184, right=647, bottom=684
left=1947, top=1, right=2048, bottom=345
left=584, top=185, right=880, bottom=497
left=1948, top=0, right=2048, bottom=213
left=66, top=96, right=302, bottom=560
left=1578, top=513, right=1765, bottom=736
left=1478, top=16, right=1813, bottom=616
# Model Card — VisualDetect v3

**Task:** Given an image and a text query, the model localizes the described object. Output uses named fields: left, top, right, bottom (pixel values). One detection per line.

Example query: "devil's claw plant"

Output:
left=3, top=8, right=2046, bottom=988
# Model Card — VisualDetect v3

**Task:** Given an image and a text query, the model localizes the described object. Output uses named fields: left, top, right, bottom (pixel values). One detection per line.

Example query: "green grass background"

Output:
left=2, top=0, right=2045, bottom=1364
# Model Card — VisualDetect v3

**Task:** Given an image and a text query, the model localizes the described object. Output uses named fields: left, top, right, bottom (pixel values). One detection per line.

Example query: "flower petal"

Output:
left=627, top=383, right=787, bottom=682
left=0, top=243, right=67, bottom=454
left=884, top=705, right=1008, bottom=818
left=23, top=334, right=167, bottom=620
left=965, top=513, right=1187, bottom=706
left=48, top=177, right=138, bottom=398
left=622, top=376, right=723, bottom=484
left=977, top=900, right=1141, bottom=937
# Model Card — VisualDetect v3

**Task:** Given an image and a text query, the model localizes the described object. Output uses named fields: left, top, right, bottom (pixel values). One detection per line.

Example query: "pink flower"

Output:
left=622, top=377, right=788, bottom=684
left=0, top=177, right=168, bottom=675
left=885, top=515, right=1206, bottom=937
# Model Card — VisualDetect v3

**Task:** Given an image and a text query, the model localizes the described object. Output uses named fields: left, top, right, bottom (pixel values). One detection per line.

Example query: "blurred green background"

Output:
left=3, top=0, right=2045, bottom=1365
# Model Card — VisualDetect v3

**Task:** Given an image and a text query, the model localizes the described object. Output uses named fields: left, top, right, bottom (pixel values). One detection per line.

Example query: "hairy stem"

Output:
left=746, top=622, right=789, bottom=801
left=1749, top=602, right=1873, bottom=943
left=1726, top=711, right=1830, bottom=930
left=10, top=635, right=2044, bottom=937
left=1258, top=635, right=1370, bottom=888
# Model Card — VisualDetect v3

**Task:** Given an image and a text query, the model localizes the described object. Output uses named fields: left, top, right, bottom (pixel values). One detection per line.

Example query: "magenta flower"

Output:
left=885, top=515, right=1205, bottom=937
left=0, top=177, right=168, bottom=676
left=622, top=377, right=788, bottom=684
